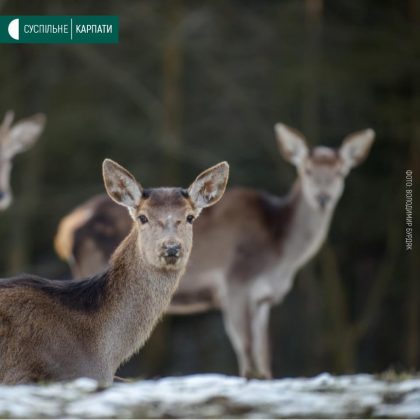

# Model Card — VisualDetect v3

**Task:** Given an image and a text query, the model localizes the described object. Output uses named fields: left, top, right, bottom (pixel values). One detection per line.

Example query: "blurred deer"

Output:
left=0, top=159, right=229, bottom=385
left=0, top=111, right=46, bottom=210
left=55, top=124, right=374, bottom=378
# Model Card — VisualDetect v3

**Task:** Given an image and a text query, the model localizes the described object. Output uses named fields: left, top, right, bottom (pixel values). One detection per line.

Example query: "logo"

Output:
left=8, top=18, right=19, bottom=40
left=0, top=16, right=118, bottom=44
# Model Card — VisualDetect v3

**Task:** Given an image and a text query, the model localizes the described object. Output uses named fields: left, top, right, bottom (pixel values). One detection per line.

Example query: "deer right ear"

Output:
left=274, top=123, right=308, bottom=167
left=3, top=113, right=46, bottom=158
left=339, top=129, right=375, bottom=172
left=1, top=110, right=15, bottom=131
left=188, top=162, right=229, bottom=209
left=102, top=159, right=143, bottom=210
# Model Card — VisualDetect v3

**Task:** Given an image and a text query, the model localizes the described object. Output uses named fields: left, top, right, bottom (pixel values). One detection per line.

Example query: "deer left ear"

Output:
left=188, top=162, right=229, bottom=209
left=274, top=123, right=308, bottom=167
left=339, top=129, right=375, bottom=172
left=3, top=113, right=46, bottom=158
left=102, top=159, right=143, bottom=211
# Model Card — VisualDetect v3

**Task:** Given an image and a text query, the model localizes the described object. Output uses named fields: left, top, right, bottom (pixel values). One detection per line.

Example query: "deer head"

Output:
left=0, top=111, right=46, bottom=210
left=275, top=123, right=375, bottom=211
left=103, top=159, right=229, bottom=270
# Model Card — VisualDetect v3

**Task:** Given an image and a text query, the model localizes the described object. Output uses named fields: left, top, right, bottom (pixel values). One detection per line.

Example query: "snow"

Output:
left=0, top=373, right=419, bottom=418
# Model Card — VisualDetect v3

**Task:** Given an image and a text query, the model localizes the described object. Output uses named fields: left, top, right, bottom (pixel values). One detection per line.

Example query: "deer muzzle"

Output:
left=317, top=193, right=331, bottom=210
left=160, top=241, right=182, bottom=266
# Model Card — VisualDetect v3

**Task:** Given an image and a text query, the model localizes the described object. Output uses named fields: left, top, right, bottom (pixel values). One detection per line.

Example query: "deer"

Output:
left=0, top=110, right=46, bottom=210
left=54, top=124, right=374, bottom=379
left=0, top=159, right=229, bottom=385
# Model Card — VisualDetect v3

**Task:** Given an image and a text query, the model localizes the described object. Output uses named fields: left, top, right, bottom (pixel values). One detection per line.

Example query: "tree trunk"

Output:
left=161, top=0, right=184, bottom=184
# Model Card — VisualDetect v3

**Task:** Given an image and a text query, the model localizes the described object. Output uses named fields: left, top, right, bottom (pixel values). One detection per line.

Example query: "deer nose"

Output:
left=162, top=242, right=181, bottom=258
left=0, top=191, right=5, bottom=200
left=317, top=193, right=331, bottom=209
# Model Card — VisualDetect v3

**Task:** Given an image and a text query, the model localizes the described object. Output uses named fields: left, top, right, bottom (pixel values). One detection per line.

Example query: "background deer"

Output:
left=55, top=124, right=374, bottom=378
left=0, top=111, right=46, bottom=210
left=0, top=159, right=229, bottom=385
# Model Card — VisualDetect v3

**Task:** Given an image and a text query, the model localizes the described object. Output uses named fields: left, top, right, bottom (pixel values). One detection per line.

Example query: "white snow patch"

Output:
left=0, top=373, right=419, bottom=418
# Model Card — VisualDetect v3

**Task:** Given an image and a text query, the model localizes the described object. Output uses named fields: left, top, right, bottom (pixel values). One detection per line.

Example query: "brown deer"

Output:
left=0, top=111, right=46, bottom=210
left=55, top=124, right=374, bottom=379
left=0, top=159, right=229, bottom=385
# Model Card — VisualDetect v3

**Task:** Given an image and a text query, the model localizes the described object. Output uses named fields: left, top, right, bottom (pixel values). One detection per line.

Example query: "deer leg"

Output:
left=221, top=298, right=254, bottom=378
left=250, top=300, right=272, bottom=379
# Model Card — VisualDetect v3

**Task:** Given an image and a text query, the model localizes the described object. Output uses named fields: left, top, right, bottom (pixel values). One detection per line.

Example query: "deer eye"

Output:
left=138, top=214, right=148, bottom=224
left=186, top=214, right=195, bottom=224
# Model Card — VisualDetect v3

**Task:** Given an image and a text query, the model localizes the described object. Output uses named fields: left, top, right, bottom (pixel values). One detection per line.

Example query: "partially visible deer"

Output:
left=55, top=124, right=374, bottom=379
left=0, top=111, right=46, bottom=210
left=0, top=159, right=229, bottom=385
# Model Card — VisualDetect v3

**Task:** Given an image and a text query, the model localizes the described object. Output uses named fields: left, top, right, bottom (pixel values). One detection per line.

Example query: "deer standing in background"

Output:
left=55, top=124, right=374, bottom=379
left=0, top=111, right=46, bottom=210
left=0, top=159, right=229, bottom=385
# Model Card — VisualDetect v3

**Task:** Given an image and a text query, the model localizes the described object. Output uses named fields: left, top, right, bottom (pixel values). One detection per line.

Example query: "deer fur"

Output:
left=0, top=111, right=46, bottom=210
left=0, top=159, right=229, bottom=385
left=55, top=124, right=374, bottom=378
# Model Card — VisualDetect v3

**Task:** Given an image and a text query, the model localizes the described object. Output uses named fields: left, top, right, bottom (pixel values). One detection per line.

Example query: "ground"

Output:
left=0, top=373, right=419, bottom=418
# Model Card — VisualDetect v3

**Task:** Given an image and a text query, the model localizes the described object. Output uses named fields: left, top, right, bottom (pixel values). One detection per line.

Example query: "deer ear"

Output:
left=339, top=129, right=375, bottom=172
left=3, top=113, right=46, bottom=158
left=102, top=159, right=143, bottom=210
left=188, top=162, right=229, bottom=209
left=274, top=123, right=308, bottom=167
left=1, top=110, right=15, bottom=131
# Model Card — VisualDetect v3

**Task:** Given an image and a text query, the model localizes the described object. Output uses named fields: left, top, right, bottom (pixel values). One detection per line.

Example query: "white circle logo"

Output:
left=8, top=18, right=19, bottom=40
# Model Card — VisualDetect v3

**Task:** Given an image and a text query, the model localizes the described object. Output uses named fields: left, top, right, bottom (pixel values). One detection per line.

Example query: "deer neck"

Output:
left=280, top=180, right=335, bottom=270
left=94, top=226, right=182, bottom=371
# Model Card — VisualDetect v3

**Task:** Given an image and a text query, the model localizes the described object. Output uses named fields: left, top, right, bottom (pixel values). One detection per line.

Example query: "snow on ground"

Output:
left=0, top=373, right=419, bottom=418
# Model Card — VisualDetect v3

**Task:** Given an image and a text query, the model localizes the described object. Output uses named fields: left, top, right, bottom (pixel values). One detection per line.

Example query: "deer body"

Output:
left=172, top=184, right=329, bottom=306
left=0, top=160, right=229, bottom=385
left=0, top=230, right=179, bottom=384
left=55, top=123, right=374, bottom=378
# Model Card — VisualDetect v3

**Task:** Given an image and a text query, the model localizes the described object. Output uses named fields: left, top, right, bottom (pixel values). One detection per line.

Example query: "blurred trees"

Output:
left=0, top=0, right=418, bottom=378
